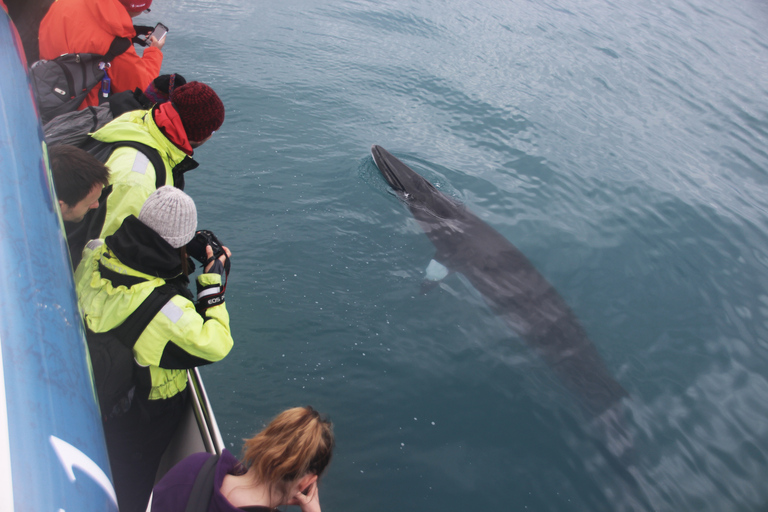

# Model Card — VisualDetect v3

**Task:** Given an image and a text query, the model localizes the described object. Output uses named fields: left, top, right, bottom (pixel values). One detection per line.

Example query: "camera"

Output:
left=186, top=230, right=225, bottom=264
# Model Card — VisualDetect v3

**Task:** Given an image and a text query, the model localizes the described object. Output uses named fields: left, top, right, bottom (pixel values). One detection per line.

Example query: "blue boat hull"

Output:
left=0, top=11, right=117, bottom=512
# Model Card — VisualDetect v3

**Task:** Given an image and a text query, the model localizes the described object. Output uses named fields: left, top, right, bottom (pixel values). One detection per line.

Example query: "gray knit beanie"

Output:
left=138, top=186, right=198, bottom=248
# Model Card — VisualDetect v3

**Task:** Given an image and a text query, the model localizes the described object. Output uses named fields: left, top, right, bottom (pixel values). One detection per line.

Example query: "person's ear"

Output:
left=58, top=199, right=68, bottom=214
left=298, top=474, right=318, bottom=493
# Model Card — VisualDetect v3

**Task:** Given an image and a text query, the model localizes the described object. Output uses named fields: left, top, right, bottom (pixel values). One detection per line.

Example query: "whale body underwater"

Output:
left=371, top=145, right=627, bottom=416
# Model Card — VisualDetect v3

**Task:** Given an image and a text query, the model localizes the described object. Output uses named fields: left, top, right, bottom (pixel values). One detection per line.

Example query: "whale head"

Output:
left=371, top=145, right=462, bottom=220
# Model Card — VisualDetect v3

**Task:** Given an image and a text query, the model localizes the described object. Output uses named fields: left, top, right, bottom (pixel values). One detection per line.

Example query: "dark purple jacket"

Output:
left=151, top=449, right=274, bottom=512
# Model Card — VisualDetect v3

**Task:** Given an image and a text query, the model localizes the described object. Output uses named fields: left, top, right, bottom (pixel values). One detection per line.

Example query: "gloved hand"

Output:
left=203, top=244, right=231, bottom=280
left=205, top=256, right=226, bottom=279
left=196, top=244, right=232, bottom=314
left=132, top=25, right=153, bottom=46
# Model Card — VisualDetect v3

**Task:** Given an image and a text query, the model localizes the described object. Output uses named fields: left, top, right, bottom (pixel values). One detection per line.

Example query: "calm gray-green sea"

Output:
left=147, top=0, right=768, bottom=510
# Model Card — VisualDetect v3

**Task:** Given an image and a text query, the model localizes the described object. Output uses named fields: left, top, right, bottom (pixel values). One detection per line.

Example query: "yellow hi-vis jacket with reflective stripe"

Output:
left=75, top=238, right=233, bottom=401
left=90, top=108, right=196, bottom=240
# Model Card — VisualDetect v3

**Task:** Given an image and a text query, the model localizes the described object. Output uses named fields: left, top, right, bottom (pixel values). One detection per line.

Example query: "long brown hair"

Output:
left=242, top=406, right=334, bottom=502
left=178, top=246, right=190, bottom=276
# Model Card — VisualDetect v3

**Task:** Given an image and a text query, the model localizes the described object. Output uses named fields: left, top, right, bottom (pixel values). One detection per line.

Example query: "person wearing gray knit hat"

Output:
left=74, top=193, right=233, bottom=512
left=138, top=186, right=198, bottom=248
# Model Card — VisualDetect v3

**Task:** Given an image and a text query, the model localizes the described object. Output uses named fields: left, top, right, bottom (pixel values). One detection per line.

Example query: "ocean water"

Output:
left=147, top=0, right=768, bottom=510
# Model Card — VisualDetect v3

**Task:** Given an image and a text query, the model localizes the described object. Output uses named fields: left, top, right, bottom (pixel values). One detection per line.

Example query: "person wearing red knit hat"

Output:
left=39, top=0, right=164, bottom=111
left=171, top=81, right=226, bottom=145
left=66, top=80, right=226, bottom=268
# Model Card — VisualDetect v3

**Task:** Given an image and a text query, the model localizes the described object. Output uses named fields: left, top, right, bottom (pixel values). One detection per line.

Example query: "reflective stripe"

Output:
left=130, top=151, right=150, bottom=175
left=160, top=300, right=183, bottom=324
left=85, top=239, right=104, bottom=250
left=197, top=286, right=221, bottom=299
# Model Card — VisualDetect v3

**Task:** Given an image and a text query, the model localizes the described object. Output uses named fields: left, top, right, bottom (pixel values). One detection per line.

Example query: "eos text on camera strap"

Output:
left=196, top=275, right=226, bottom=313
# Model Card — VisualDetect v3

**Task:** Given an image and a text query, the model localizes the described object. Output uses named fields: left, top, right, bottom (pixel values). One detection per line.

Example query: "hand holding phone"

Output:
left=148, top=22, right=168, bottom=49
left=151, top=22, right=168, bottom=42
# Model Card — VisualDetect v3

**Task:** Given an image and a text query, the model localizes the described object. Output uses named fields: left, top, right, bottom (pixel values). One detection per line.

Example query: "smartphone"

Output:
left=151, top=22, right=169, bottom=42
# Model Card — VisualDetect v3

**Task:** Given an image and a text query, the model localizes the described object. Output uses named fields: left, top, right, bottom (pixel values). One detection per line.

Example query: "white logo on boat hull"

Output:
left=50, top=435, right=117, bottom=508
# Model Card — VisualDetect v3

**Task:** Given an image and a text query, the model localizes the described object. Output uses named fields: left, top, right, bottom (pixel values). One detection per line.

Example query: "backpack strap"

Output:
left=109, top=283, right=176, bottom=349
left=115, top=140, right=167, bottom=189
left=79, top=136, right=167, bottom=188
left=85, top=283, right=176, bottom=418
left=185, top=454, right=221, bottom=512
left=103, top=36, right=132, bottom=64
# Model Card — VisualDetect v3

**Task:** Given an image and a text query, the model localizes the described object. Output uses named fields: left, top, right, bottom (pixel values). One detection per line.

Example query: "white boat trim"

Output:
left=0, top=335, right=14, bottom=512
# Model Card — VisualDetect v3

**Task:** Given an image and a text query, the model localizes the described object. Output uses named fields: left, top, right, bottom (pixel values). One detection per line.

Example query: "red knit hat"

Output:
left=118, top=0, right=152, bottom=13
left=170, top=81, right=225, bottom=142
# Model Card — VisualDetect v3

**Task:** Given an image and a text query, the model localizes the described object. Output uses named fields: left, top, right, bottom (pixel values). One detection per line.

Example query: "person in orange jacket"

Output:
left=39, top=0, right=163, bottom=110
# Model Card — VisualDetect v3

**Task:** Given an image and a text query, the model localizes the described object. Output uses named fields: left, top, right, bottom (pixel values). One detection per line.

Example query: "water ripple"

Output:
left=165, top=0, right=768, bottom=509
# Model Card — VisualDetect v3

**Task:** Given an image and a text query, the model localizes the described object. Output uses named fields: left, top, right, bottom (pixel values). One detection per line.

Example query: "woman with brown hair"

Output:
left=151, top=406, right=335, bottom=512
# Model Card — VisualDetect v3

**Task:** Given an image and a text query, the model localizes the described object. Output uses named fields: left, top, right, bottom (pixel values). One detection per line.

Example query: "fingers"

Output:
left=298, top=485, right=321, bottom=512
left=204, top=245, right=215, bottom=273
left=302, top=483, right=316, bottom=500
left=217, top=246, right=230, bottom=265
left=290, top=483, right=316, bottom=504
left=149, top=35, right=166, bottom=50
left=203, top=245, right=230, bottom=273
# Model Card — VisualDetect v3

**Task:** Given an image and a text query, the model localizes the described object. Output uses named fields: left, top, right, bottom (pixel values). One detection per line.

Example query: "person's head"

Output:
left=144, top=73, right=187, bottom=105
left=48, top=145, right=110, bottom=223
left=242, top=406, right=334, bottom=505
left=117, top=0, right=152, bottom=17
left=170, top=81, right=225, bottom=147
left=138, top=186, right=198, bottom=249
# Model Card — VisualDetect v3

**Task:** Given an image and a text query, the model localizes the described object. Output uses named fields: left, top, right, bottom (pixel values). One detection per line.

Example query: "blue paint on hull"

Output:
left=0, top=12, right=117, bottom=512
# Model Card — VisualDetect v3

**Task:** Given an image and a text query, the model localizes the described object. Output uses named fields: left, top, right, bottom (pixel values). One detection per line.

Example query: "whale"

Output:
left=371, top=145, right=627, bottom=416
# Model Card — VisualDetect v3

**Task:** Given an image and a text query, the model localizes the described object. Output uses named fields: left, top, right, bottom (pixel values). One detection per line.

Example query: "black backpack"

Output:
left=87, top=284, right=174, bottom=420
left=43, top=87, right=156, bottom=146
left=30, top=36, right=132, bottom=124
left=44, top=104, right=116, bottom=147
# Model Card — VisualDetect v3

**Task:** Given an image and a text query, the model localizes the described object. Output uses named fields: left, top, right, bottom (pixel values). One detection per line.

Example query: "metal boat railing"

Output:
left=187, top=367, right=224, bottom=455
left=153, top=368, right=224, bottom=483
